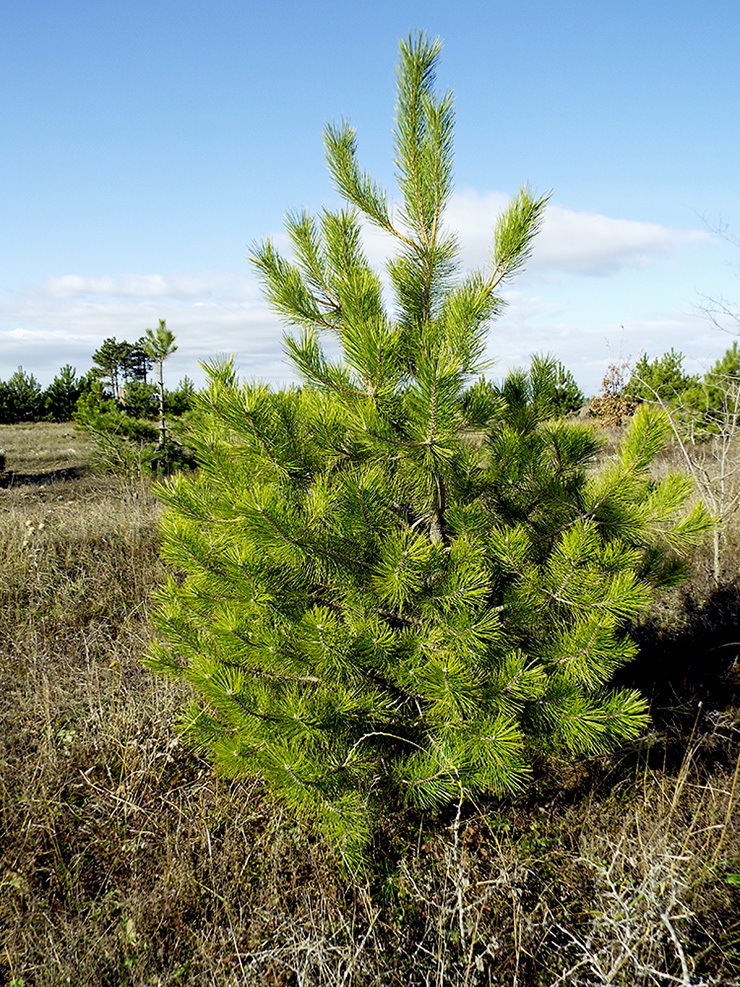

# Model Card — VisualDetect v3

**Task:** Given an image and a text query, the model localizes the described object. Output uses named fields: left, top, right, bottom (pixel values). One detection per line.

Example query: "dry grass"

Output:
left=544, top=730, right=740, bottom=986
left=1, top=423, right=739, bottom=986
left=0, top=422, right=96, bottom=477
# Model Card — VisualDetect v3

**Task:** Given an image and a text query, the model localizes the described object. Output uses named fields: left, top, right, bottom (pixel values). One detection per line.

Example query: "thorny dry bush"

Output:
left=1, top=425, right=739, bottom=986
left=546, top=726, right=740, bottom=987
left=590, top=359, right=637, bottom=427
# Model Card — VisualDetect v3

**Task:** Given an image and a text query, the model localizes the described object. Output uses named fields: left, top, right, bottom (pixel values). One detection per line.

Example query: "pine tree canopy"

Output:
left=145, top=33, right=712, bottom=868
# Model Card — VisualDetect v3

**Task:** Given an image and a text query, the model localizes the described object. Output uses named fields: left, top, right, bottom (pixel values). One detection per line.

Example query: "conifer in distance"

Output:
left=143, top=319, right=178, bottom=448
left=145, top=34, right=711, bottom=866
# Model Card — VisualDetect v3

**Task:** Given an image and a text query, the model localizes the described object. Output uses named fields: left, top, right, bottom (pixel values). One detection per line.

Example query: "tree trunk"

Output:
left=157, top=361, right=166, bottom=449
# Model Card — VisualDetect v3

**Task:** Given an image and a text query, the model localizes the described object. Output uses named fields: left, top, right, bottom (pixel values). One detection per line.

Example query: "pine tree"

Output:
left=0, top=367, right=43, bottom=423
left=91, top=337, right=151, bottom=402
left=145, top=34, right=712, bottom=867
left=143, top=319, right=177, bottom=448
left=44, top=364, right=83, bottom=422
left=625, top=349, right=698, bottom=405
left=124, top=337, right=153, bottom=387
left=683, top=341, right=740, bottom=435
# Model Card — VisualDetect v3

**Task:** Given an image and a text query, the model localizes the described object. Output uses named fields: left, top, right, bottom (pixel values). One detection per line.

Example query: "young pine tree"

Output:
left=144, top=319, right=178, bottom=448
left=145, top=34, right=711, bottom=867
left=0, top=367, right=43, bottom=423
left=625, top=349, right=698, bottom=405
left=44, top=364, right=83, bottom=422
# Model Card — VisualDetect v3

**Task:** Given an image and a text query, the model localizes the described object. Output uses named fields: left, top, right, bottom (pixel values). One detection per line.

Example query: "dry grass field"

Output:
left=1, top=422, right=739, bottom=986
left=0, top=422, right=96, bottom=477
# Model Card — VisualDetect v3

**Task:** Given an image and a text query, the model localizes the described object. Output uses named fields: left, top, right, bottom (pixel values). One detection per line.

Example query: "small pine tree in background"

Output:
left=143, top=319, right=178, bottom=449
left=145, top=34, right=712, bottom=867
left=682, top=341, right=740, bottom=436
left=0, top=367, right=44, bottom=423
left=73, top=384, right=159, bottom=477
left=75, top=327, right=195, bottom=477
left=120, top=380, right=159, bottom=420
left=630, top=343, right=740, bottom=441
left=549, top=356, right=586, bottom=416
left=625, top=348, right=698, bottom=405
left=165, top=376, right=196, bottom=417
left=43, top=365, right=84, bottom=422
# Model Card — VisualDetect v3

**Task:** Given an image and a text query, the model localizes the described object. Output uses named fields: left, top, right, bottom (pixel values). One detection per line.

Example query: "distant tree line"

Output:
left=0, top=335, right=195, bottom=425
left=623, top=341, right=740, bottom=437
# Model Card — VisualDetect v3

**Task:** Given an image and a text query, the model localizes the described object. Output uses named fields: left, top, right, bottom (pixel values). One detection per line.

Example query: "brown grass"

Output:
left=1, top=423, right=739, bottom=986
left=0, top=422, right=96, bottom=476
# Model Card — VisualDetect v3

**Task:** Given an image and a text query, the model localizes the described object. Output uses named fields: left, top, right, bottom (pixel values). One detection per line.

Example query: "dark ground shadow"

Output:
left=622, top=582, right=740, bottom=714
left=0, top=465, right=90, bottom=488
left=525, top=584, right=740, bottom=805
left=610, top=580, right=740, bottom=771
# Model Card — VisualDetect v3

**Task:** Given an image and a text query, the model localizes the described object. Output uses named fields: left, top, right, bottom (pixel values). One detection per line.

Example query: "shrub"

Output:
left=164, top=376, right=196, bottom=417
left=120, top=380, right=159, bottom=420
left=591, top=357, right=636, bottom=425
left=145, top=34, right=711, bottom=867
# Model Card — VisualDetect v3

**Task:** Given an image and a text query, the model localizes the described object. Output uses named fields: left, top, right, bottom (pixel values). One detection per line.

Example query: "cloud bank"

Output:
left=448, top=191, right=711, bottom=276
left=0, top=198, right=720, bottom=393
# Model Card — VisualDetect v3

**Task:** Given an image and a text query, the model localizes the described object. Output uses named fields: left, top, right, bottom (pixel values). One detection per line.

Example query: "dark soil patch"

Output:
left=0, top=464, right=90, bottom=488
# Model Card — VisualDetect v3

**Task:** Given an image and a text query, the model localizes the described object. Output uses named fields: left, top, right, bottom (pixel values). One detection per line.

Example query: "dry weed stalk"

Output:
left=547, top=735, right=740, bottom=987
left=632, top=372, right=740, bottom=586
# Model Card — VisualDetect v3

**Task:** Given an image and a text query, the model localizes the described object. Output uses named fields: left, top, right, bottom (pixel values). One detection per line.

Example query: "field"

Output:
left=1, top=423, right=739, bottom=986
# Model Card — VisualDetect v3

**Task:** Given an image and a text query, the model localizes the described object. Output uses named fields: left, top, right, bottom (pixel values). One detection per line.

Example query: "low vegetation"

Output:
left=1, top=422, right=739, bottom=986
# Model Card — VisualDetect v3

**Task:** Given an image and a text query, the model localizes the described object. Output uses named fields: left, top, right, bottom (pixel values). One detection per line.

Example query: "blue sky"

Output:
left=3, top=0, right=740, bottom=394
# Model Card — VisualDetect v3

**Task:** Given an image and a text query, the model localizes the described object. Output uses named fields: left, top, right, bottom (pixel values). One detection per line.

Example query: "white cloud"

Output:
left=534, top=203, right=710, bottom=275
left=446, top=190, right=711, bottom=276
left=0, top=199, right=728, bottom=393
left=359, top=191, right=709, bottom=279
left=44, top=270, right=261, bottom=301
left=0, top=269, right=287, bottom=388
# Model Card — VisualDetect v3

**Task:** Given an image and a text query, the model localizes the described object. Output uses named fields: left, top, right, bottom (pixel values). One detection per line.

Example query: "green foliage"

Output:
left=0, top=368, right=44, bottom=423
left=631, top=343, right=740, bottom=440
left=709, top=339, right=740, bottom=378
left=91, top=337, right=126, bottom=398
left=164, top=376, right=196, bottom=416
left=146, top=34, right=711, bottom=867
left=143, top=320, right=177, bottom=366
left=148, top=437, right=198, bottom=475
left=144, top=319, right=178, bottom=447
left=0, top=366, right=97, bottom=424
left=0, top=335, right=191, bottom=434
left=681, top=341, right=740, bottom=435
left=625, top=349, right=698, bottom=404
left=462, top=356, right=584, bottom=428
left=74, top=326, right=192, bottom=477
left=121, top=380, right=159, bottom=419
left=43, top=365, right=84, bottom=422
left=91, top=337, right=151, bottom=400
left=547, top=357, right=586, bottom=416
left=74, top=382, right=195, bottom=479
left=73, top=387, right=156, bottom=477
